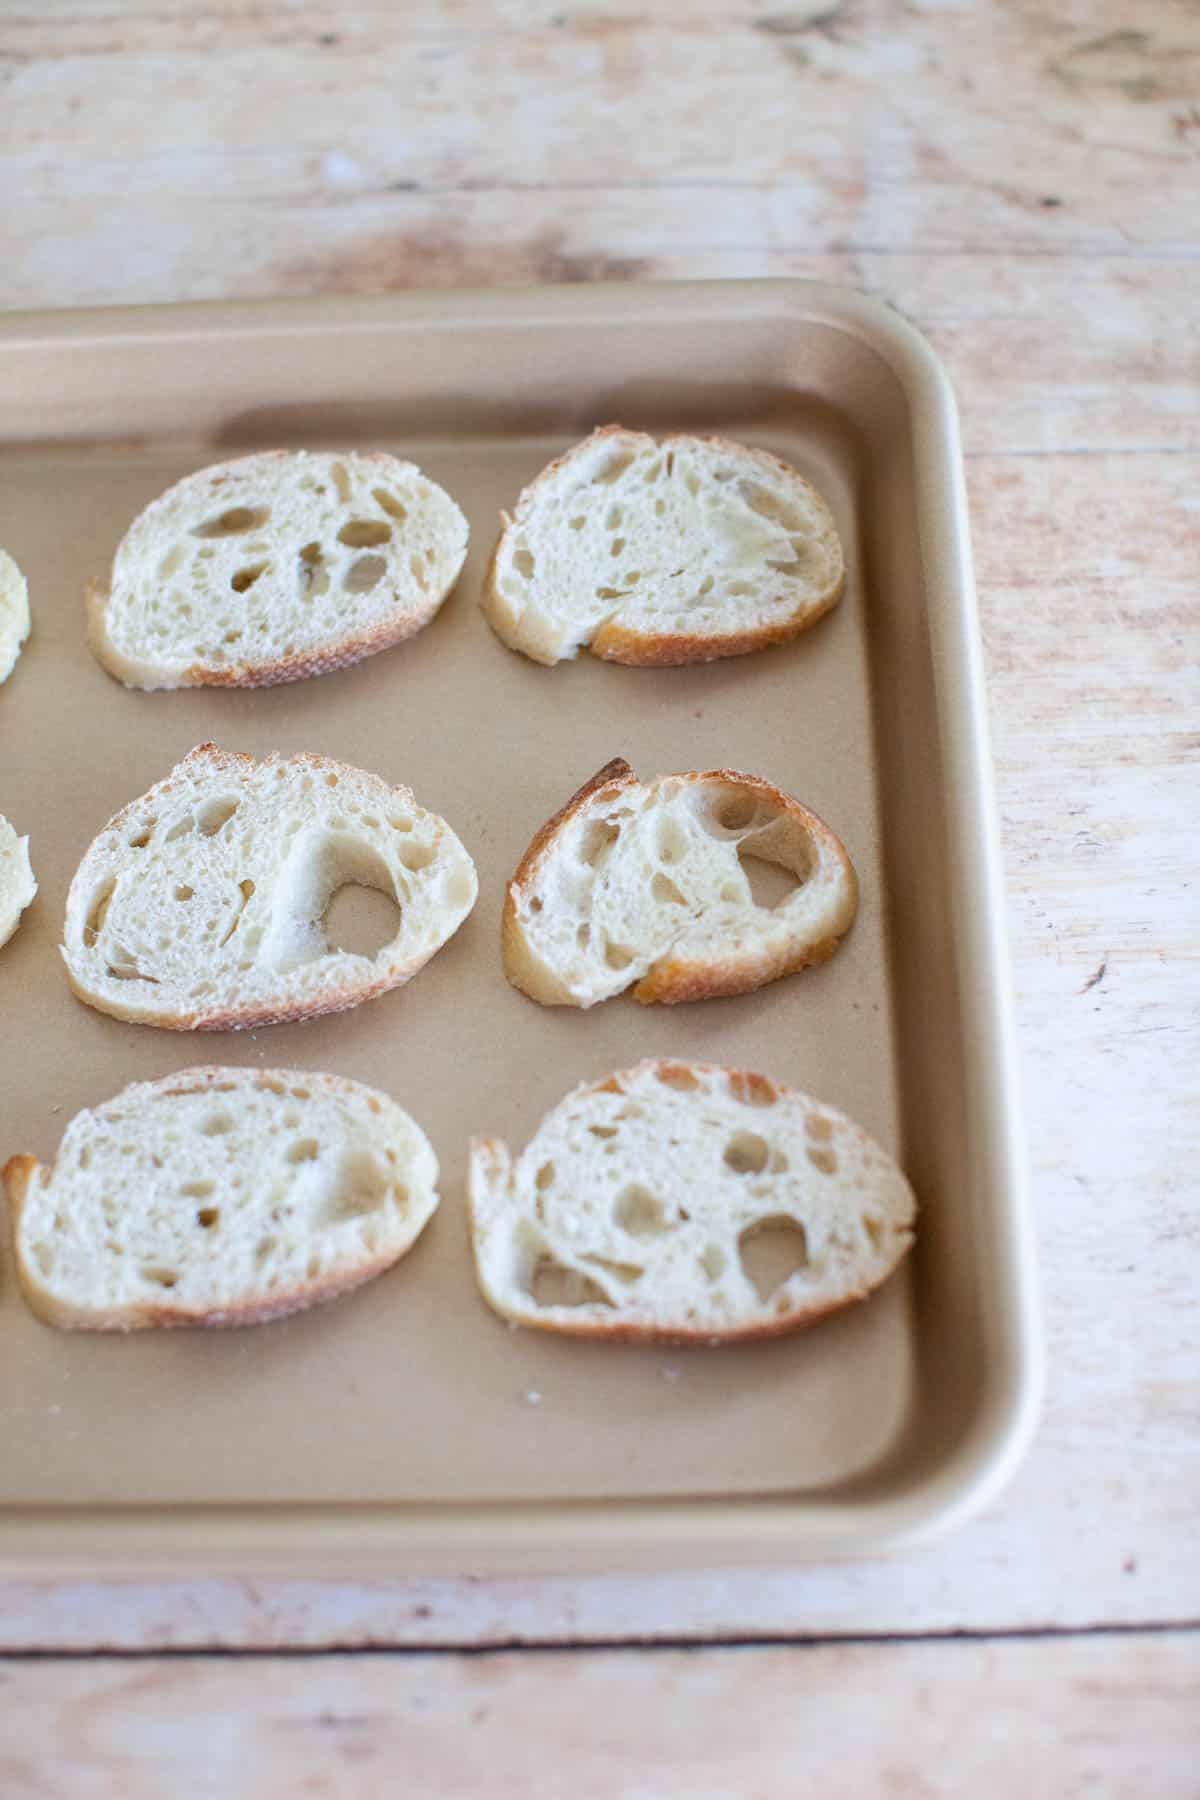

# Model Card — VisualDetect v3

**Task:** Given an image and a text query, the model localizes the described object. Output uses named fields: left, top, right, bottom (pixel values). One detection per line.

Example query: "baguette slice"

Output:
left=483, top=426, right=844, bottom=666
left=469, top=1060, right=915, bottom=1343
left=0, top=548, right=31, bottom=684
left=87, top=450, right=469, bottom=689
left=4, top=1066, right=439, bottom=1330
left=61, top=743, right=477, bottom=1031
left=0, top=813, right=37, bottom=948
left=503, top=758, right=857, bottom=1007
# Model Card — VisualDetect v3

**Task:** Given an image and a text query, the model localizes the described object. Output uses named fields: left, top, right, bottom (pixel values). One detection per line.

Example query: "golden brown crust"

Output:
left=484, top=425, right=844, bottom=666
left=503, top=761, right=857, bottom=1008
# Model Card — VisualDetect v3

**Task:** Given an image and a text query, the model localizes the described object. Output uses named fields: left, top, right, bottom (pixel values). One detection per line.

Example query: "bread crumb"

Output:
left=522, top=1388, right=543, bottom=1406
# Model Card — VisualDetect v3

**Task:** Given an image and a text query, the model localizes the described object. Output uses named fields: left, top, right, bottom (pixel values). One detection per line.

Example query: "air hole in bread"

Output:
left=338, top=519, right=392, bottom=549
left=535, top=1161, right=555, bottom=1192
left=332, top=462, right=352, bottom=504
left=202, top=1113, right=233, bottom=1137
left=771, top=1148, right=790, bottom=1174
left=128, top=826, right=153, bottom=849
left=728, top=582, right=755, bottom=597
left=766, top=557, right=808, bottom=577
left=728, top=1073, right=777, bottom=1109
left=685, top=472, right=700, bottom=496
left=579, top=819, right=620, bottom=866
left=193, top=506, right=270, bottom=539
left=83, top=879, right=115, bottom=947
left=568, top=515, right=586, bottom=531
left=700, top=1244, right=726, bottom=1281
left=529, top=895, right=543, bottom=913
left=298, top=541, right=330, bottom=598
left=654, top=498, right=666, bottom=516
left=180, top=1179, right=215, bottom=1200
left=529, top=1255, right=615, bottom=1309
left=738, top=1216, right=808, bottom=1301
left=373, top=487, right=408, bottom=524
left=196, top=1207, right=220, bottom=1230
left=738, top=480, right=808, bottom=532
left=724, top=1132, right=769, bottom=1176
left=196, top=796, right=239, bottom=838
left=615, top=1184, right=671, bottom=1238
left=595, top=585, right=628, bottom=601
left=807, top=1144, right=839, bottom=1175
left=106, top=955, right=156, bottom=984
left=141, top=1265, right=179, bottom=1289
left=389, top=815, right=413, bottom=833
left=737, top=850, right=800, bottom=910
left=231, top=563, right=268, bottom=594
left=576, top=923, right=591, bottom=947
left=159, top=545, right=186, bottom=578
left=345, top=554, right=387, bottom=594
left=703, top=790, right=758, bottom=836
left=78, top=1146, right=92, bottom=1171
left=255, top=1237, right=277, bottom=1265
left=605, top=505, right=622, bottom=530
left=588, top=1124, right=618, bottom=1139
left=651, top=872, right=686, bottom=906
left=580, top=1254, right=643, bottom=1284
left=656, top=1064, right=699, bottom=1092
left=397, top=839, right=434, bottom=873
left=609, top=537, right=625, bottom=558
left=604, top=941, right=634, bottom=971
left=513, top=544, right=536, bottom=580
left=324, top=879, right=402, bottom=959
left=321, top=1152, right=389, bottom=1222
left=595, top=450, right=635, bottom=486
left=806, top=1112, right=833, bottom=1141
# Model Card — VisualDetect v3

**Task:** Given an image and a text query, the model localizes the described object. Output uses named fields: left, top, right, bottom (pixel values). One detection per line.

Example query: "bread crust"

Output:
left=4, top=1067, right=434, bottom=1331
left=468, top=1059, right=915, bottom=1345
left=482, top=426, right=844, bottom=666
left=88, top=449, right=466, bottom=691
left=502, top=760, right=857, bottom=1008
left=61, top=743, right=475, bottom=1031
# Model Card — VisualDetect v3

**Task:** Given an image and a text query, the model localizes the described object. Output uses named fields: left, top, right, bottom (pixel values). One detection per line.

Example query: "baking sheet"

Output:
left=0, top=284, right=1039, bottom=1572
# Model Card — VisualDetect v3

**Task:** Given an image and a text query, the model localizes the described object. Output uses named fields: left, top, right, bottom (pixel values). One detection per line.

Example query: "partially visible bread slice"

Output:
left=0, top=813, right=36, bottom=949
left=503, top=758, right=857, bottom=1008
left=0, top=549, right=31, bottom=685
left=4, top=1066, right=439, bottom=1330
left=88, top=450, right=469, bottom=689
left=469, top=1060, right=915, bottom=1343
left=61, top=743, right=478, bottom=1031
left=483, top=426, right=844, bottom=666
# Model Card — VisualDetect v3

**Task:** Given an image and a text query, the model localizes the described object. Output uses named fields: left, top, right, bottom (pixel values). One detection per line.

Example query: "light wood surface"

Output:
left=1, top=1634, right=1197, bottom=1799
left=1, top=0, right=1198, bottom=1789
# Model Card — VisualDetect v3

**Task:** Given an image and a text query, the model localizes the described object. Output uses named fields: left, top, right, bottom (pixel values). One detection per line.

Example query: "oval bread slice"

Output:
left=503, top=758, right=857, bottom=1007
left=3, top=1067, right=439, bottom=1330
left=483, top=426, right=844, bottom=666
left=0, top=548, right=31, bottom=685
left=469, top=1060, right=916, bottom=1343
left=0, top=813, right=37, bottom=949
left=87, top=450, right=469, bottom=689
left=61, top=743, right=478, bottom=1031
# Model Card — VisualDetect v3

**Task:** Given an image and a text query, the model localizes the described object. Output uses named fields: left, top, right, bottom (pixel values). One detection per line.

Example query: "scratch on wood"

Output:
left=1081, top=960, right=1108, bottom=993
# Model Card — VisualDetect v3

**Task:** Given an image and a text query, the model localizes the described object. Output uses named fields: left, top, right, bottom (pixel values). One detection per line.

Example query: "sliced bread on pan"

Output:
left=469, top=1060, right=915, bottom=1344
left=0, top=813, right=37, bottom=949
left=503, top=758, right=857, bottom=1007
left=483, top=426, right=844, bottom=666
left=61, top=743, right=478, bottom=1030
left=88, top=450, right=469, bottom=689
left=4, top=1066, right=439, bottom=1329
left=0, top=548, right=31, bottom=685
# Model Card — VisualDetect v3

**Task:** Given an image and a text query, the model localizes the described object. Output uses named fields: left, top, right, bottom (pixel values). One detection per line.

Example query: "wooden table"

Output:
left=1, top=2, right=1197, bottom=1791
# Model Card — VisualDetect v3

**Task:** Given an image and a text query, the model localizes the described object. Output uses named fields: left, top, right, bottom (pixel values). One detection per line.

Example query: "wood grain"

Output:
left=0, top=0, right=1198, bottom=1683
left=2, top=1635, right=1197, bottom=1798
